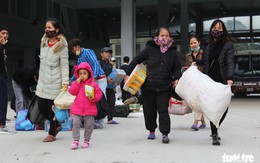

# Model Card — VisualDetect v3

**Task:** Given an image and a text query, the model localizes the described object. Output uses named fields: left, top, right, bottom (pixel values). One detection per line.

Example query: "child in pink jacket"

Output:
left=69, top=62, right=102, bottom=150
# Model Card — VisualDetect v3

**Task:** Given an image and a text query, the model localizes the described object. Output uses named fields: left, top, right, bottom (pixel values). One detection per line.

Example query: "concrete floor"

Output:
left=1, top=97, right=259, bottom=163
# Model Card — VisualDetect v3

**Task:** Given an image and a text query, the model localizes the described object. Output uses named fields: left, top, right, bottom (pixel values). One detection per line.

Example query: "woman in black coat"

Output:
left=204, top=19, right=234, bottom=146
left=126, top=27, right=181, bottom=143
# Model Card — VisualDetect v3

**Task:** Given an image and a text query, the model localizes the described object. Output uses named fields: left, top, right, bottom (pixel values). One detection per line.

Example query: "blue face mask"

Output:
left=191, top=46, right=200, bottom=52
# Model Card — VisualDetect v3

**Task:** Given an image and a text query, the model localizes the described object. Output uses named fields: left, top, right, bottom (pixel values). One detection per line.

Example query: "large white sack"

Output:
left=175, top=66, right=232, bottom=127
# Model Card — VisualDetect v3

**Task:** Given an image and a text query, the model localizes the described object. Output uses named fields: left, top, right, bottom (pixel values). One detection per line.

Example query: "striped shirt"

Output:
left=70, top=48, right=104, bottom=81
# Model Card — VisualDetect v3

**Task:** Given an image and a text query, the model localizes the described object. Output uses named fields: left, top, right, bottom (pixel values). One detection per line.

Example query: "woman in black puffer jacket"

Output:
left=204, top=19, right=234, bottom=146
left=126, top=27, right=181, bottom=143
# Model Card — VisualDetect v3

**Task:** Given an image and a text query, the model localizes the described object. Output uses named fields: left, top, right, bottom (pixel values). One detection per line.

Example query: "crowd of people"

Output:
left=0, top=17, right=234, bottom=148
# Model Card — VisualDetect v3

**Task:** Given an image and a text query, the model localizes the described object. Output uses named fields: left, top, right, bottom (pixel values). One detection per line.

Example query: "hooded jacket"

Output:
left=126, top=40, right=181, bottom=91
left=69, top=62, right=102, bottom=116
left=36, top=34, right=69, bottom=100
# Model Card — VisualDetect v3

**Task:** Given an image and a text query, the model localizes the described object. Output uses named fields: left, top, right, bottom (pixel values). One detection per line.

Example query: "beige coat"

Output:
left=36, top=34, right=69, bottom=100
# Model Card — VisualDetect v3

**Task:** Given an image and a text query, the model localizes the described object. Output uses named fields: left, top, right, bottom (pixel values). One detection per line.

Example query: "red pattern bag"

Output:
left=168, top=98, right=192, bottom=115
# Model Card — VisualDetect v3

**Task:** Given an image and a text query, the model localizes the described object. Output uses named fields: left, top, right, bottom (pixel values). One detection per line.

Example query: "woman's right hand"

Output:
left=124, top=75, right=129, bottom=83
left=191, top=62, right=197, bottom=66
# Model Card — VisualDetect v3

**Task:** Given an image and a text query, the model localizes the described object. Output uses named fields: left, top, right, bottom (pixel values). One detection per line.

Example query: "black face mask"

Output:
left=211, top=30, right=224, bottom=39
left=45, top=30, right=57, bottom=38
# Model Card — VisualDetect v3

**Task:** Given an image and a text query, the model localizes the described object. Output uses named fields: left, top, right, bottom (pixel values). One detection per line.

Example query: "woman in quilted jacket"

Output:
left=126, top=27, right=181, bottom=143
left=204, top=19, right=234, bottom=146
left=69, top=62, right=102, bottom=150
left=36, top=18, right=69, bottom=142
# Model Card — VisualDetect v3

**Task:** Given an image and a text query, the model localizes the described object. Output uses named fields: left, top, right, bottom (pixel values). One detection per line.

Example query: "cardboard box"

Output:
left=107, top=69, right=126, bottom=89
left=129, top=103, right=141, bottom=112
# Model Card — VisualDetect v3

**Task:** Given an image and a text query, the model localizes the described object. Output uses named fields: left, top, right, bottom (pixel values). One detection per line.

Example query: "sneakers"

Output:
left=162, top=135, right=170, bottom=143
left=107, top=120, right=119, bottom=124
left=199, top=124, right=206, bottom=129
left=147, top=132, right=155, bottom=139
left=94, top=119, right=103, bottom=129
left=212, top=135, right=221, bottom=146
left=210, top=134, right=221, bottom=140
left=71, top=141, right=79, bottom=150
left=82, top=141, right=89, bottom=148
left=71, top=141, right=90, bottom=150
left=0, top=127, right=17, bottom=135
left=191, top=124, right=199, bottom=131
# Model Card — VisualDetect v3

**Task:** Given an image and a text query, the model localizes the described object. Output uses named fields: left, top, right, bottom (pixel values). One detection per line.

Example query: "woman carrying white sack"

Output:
left=203, top=19, right=234, bottom=146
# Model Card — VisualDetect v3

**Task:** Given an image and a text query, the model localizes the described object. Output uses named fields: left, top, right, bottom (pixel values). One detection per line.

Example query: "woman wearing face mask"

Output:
left=204, top=19, right=234, bottom=146
left=36, top=17, right=69, bottom=142
left=125, top=27, right=181, bottom=143
left=185, top=35, right=206, bottom=131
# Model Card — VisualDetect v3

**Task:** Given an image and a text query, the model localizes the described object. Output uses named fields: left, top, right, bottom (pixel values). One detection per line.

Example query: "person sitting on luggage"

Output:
left=69, top=62, right=102, bottom=150
left=12, top=67, right=38, bottom=114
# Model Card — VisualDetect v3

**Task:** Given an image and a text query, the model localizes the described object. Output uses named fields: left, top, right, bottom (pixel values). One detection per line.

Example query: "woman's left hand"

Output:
left=62, top=84, right=68, bottom=90
left=172, top=80, right=179, bottom=87
left=227, top=80, right=233, bottom=86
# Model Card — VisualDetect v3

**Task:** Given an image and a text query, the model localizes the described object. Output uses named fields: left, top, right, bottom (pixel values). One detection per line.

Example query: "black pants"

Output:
left=210, top=108, right=228, bottom=135
left=0, top=75, right=8, bottom=127
left=120, top=83, right=131, bottom=102
left=142, top=90, right=172, bottom=135
left=106, top=89, right=116, bottom=121
left=37, top=97, right=60, bottom=136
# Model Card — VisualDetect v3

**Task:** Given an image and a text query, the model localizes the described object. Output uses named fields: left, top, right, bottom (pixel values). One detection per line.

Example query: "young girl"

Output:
left=69, top=62, right=102, bottom=150
left=185, top=35, right=206, bottom=131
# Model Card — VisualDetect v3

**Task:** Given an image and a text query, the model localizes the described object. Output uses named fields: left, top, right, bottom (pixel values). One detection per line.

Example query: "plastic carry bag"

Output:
left=54, top=90, right=75, bottom=109
left=27, top=95, right=45, bottom=124
left=168, top=98, right=192, bottom=115
left=52, top=105, right=70, bottom=123
left=123, top=63, right=146, bottom=95
left=16, top=109, right=35, bottom=131
left=175, top=66, right=232, bottom=127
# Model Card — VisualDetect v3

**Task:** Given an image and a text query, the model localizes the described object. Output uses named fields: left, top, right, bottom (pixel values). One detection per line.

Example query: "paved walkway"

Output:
left=1, top=97, right=259, bottom=163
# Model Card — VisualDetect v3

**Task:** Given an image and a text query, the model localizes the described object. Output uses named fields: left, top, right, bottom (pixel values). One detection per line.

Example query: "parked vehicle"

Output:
left=231, top=50, right=260, bottom=96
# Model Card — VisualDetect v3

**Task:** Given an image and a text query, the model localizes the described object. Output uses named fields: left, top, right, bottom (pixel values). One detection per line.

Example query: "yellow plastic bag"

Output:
left=54, top=90, right=75, bottom=109
left=85, top=85, right=94, bottom=99
left=123, top=63, right=146, bottom=95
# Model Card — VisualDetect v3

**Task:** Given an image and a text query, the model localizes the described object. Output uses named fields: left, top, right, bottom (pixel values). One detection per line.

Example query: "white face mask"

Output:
left=75, top=50, right=81, bottom=56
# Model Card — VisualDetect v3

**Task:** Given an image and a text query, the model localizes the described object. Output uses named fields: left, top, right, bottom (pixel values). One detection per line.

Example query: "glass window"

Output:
left=53, top=2, right=60, bottom=20
left=170, top=25, right=180, bottom=34
left=17, top=0, right=31, bottom=19
left=235, top=55, right=249, bottom=76
left=235, top=16, right=250, bottom=30
left=36, top=0, right=47, bottom=22
left=189, top=23, right=196, bottom=33
left=203, top=19, right=215, bottom=32
left=253, top=15, right=260, bottom=30
left=220, top=17, right=234, bottom=31
left=0, top=0, right=8, bottom=14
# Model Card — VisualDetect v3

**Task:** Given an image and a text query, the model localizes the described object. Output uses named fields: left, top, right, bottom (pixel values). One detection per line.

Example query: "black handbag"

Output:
left=26, top=95, right=45, bottom=124
left=95, top=93, right=108, bottom=120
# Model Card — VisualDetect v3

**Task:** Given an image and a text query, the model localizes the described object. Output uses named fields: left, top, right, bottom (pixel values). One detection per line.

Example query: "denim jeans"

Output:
left=12, top=80, right=30, bottom=114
